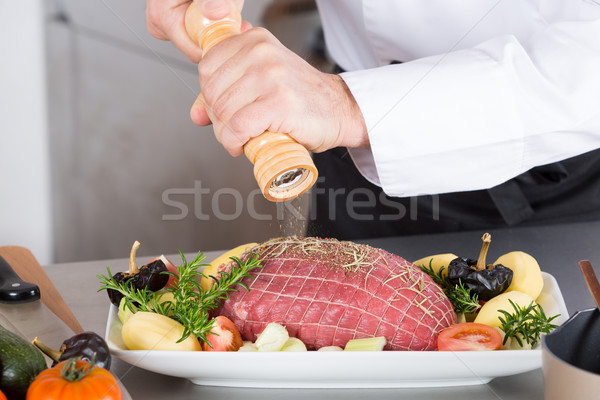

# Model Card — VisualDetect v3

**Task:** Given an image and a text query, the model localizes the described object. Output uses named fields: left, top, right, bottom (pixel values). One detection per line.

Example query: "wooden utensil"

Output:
left=0, top=246, right=83, bottom=333
left=579, top=260, right=600, bottom=309
left=184, top=2, right=318, bottom=202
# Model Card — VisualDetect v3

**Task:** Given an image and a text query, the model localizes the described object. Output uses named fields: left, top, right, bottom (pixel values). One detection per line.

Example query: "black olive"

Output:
left=447, top=257, right=513, bottom=301
left=56, top=331, right=112, bottom=370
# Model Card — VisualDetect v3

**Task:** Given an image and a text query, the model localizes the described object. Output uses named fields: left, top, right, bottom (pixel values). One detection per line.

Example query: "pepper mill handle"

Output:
left=184, top=3, right=318, bottom=202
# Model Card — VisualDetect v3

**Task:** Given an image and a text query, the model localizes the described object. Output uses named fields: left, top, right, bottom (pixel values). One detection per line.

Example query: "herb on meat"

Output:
left=418, top=260, right=481, bottom=315
left=498, top=300, right=560, bottom=347
left=98, top=250, right=262, bottom=344
left=254, top=236, right=376, bottom=273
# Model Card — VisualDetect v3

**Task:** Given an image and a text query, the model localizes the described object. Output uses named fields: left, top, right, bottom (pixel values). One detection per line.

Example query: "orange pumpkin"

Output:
left=26, top=359, right=122, bottom=400
left=0, top=389, right=7, bottom=400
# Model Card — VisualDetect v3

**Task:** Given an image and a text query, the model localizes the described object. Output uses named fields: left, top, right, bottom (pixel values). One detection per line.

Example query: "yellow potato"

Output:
left=412, top=253, right=458, bottom=279
left=118, top=291, right=174, bottom=324
left=494, top=251, right=544, bottom=300
left=122, top=311, right=202, bottom=351
left=474, top=291, right=536, bottom=328
left=155, top=291, right=175, bottom=304
left=200, top=242, right=258, bottom=291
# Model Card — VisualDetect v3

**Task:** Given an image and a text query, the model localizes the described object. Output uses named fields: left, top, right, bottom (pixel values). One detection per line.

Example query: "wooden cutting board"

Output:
left=0, top=246, right=83, bottom=333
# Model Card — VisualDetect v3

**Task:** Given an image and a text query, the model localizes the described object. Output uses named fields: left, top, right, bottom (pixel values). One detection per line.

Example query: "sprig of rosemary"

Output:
left=418, top=260, right=481, bottom=315
left=418, top=260, right=446, bottom=287
left=98, top=250, right=263, bottom=344
left=97, top=271, right=157, bottom=314
left=498, top=300, right=560, bottom=347
left=445, top=280, right=482, bottom=315
left=168, top=251, right=262, bottom=343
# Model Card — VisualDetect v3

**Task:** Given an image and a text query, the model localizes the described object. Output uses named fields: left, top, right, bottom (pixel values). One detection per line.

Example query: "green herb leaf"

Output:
left=498, top=299, right=560, bottom=347
left=98, top=250, right=263, bottom=345
left=418, top=260, right=481, bottom=315
left=445, top=280, right=481, bottom=315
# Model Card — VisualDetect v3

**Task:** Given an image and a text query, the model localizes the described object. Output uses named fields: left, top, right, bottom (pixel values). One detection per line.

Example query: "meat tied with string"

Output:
left=214, top=237, right=456, bottom=350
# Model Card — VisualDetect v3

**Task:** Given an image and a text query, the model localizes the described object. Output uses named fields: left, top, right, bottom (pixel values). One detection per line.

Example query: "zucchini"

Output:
left=0, top=324, right=47, bottom=400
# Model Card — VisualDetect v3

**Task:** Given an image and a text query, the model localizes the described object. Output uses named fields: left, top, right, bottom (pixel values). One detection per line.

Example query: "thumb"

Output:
left=195, top=0, right=234, bottom=20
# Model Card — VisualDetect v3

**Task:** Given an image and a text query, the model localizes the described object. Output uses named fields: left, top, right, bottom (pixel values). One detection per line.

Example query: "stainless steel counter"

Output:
left=44, top=220, right=600, bottom=399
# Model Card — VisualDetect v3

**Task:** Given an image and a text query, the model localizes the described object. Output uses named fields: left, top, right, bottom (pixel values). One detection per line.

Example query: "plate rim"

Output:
left=105, top=271, right=568, bottom=388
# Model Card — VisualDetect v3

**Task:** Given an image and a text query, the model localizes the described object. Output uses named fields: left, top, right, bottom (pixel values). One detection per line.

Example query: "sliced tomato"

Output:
left=437, top=322, right=502, bottom=351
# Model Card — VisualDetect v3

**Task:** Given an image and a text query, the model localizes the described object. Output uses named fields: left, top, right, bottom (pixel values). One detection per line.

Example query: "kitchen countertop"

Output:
left=44, top=220, right=599, bottom=399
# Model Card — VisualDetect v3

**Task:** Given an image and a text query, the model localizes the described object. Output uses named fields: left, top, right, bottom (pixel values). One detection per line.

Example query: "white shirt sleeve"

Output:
left=339, top=17, right=600, bottom=197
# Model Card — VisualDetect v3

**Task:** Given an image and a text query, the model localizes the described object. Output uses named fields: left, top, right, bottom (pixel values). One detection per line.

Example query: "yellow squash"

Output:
left=200, top=243, right=258, bottom=291
left=121, top=311, right=202, bottom=351
left=412, top=253, right=458, bottom=279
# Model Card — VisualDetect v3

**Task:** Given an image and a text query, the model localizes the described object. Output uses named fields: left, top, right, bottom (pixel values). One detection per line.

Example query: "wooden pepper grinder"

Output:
left=184, top=2, right=318, bottom=202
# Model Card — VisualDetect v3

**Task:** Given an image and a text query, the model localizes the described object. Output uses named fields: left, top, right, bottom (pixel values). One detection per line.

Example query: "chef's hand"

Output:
left=191, top=28, right=369, bottom=156
left=146, top=0, right=246, bottom=63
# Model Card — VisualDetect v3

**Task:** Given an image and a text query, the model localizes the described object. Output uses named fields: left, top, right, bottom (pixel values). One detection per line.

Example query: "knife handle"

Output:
left=0, top=256, right=40, bottom=303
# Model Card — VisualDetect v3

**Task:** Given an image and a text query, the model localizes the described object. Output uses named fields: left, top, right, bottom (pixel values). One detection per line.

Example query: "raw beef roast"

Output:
left=215, top=237, right=456, bottom=350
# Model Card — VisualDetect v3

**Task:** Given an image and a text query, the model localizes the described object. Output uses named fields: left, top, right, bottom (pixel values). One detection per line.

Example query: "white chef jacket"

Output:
left=314, top=0, right=600, bottom=197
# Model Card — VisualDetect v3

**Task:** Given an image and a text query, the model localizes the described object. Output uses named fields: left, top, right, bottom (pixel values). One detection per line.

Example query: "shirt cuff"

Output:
left=347, top=147, right=382, bottom=187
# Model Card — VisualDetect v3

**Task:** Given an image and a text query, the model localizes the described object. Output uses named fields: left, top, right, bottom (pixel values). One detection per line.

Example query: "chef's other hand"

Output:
left=190, top=27, right=369, bottom=156
left=146, top=0, right=245, bottom=63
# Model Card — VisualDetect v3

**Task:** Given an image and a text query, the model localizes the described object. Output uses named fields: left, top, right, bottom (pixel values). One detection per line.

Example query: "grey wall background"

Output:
left=1, top=1, right=54, bottom=264
left=45, top=0, right=325, bottom=262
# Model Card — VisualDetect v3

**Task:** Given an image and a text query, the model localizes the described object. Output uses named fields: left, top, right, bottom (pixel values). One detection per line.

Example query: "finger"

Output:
left=199, top=47, right=255, bottom=115
left=190, top=96, right=212, bottom=126
left=197, top=0, right=245, bottom=19
left=212, top=73, right=271, bottom=131
left=145, top=0, right=172, bottom=40
left=195, top=0, right=232, bottom=20
left=230, top=96, right=329, bottom=153
left=147, top=1, right=204, bottom=63
left=213, top=123, right=246, bottom=157
left=215, top=101, right=278, bottom=157
left=240, top=20, right=253, bottom=32
left=168, top=2, right=205, bottom=62
left=198, top=27, right=271, bottom=85
left=234, top=0, right=245, bottom=11
left=170, top=24, right=204, bottom=63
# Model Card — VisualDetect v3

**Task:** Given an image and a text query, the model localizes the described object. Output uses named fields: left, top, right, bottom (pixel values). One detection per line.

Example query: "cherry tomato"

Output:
left=437, top=322, right=502, bottom=351
left=203, top=316, right=243, bottom=351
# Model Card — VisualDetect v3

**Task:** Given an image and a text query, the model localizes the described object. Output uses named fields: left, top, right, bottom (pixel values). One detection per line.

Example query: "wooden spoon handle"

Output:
left=579, top=260, right=600, bottom=310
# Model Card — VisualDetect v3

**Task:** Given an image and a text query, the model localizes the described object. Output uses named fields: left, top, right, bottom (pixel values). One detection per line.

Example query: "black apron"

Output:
left=306, top=146, right=600, bottom=240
